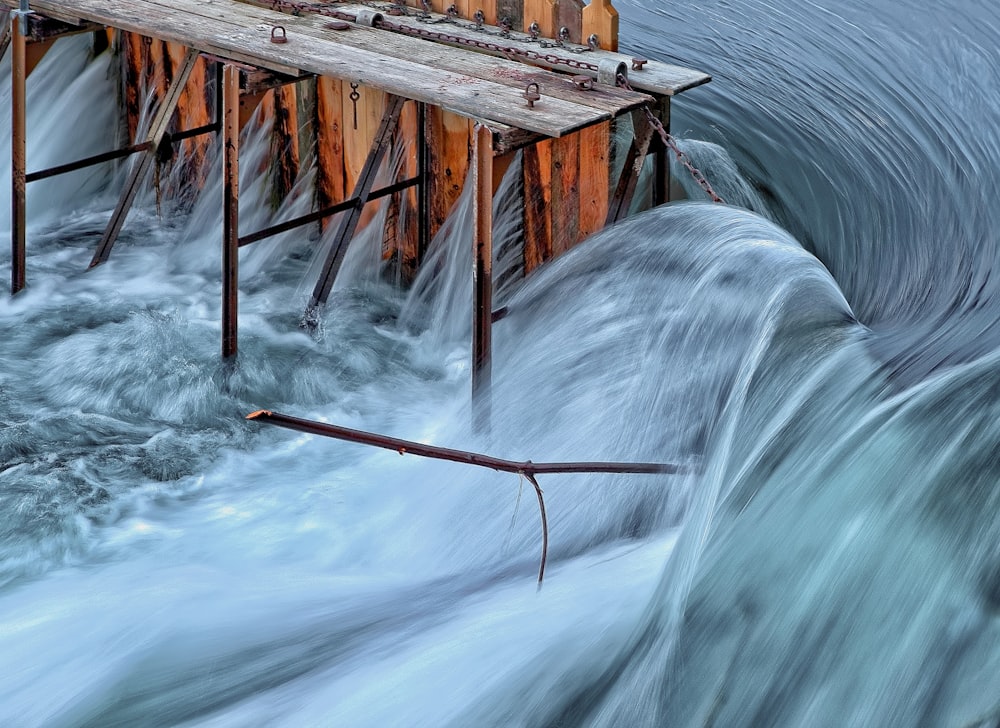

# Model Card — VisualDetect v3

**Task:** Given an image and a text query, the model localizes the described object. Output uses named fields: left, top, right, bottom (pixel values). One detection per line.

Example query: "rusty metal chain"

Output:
left=260, top=0, right=600, bottom=73
left=617, top=73, right=725, bottom=204
left=374, top=16, right=599, bottom=71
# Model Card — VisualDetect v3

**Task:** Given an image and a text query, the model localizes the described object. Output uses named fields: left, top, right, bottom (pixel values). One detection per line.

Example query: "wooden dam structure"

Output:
left=2, top=0, right=710, bottom=417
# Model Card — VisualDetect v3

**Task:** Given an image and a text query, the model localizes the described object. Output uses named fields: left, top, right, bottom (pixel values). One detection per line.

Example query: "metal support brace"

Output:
left=417, top=102, right=431, bottom=262
left=304, top=93, right=406, bottom=321
left=606, top=108, right=655, bottom=224
left=472, top=123, right=494, bottom=433
left=10, top=8, right=26, bottom=294
left=222, top=64, right=240, bottom=358
left=652, top=96, right=672, bottom=205
left=89, top=47, right=200, bottom=268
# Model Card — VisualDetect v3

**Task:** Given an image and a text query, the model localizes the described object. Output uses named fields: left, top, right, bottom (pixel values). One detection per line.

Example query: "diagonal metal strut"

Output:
left=89, top=46, right=200, bottom=268
left=304, top=93, right=405, bottom=322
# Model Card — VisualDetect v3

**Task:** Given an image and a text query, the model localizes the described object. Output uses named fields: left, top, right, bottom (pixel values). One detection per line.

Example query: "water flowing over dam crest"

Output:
left=2, top=1, right=1000, bottom=726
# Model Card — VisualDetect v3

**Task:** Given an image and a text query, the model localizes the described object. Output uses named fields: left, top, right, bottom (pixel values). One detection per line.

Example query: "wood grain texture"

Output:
left=581, top=0, right=617, bottom=51
left=315, top=76, right=346, bottom=230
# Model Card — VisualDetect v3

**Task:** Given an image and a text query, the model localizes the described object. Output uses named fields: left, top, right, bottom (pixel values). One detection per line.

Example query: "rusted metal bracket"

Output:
left=303, top=92, right=406, bottom=320
left=606, top=107, right=655, bottom=224
left=89, top=47, right=200, bottom=268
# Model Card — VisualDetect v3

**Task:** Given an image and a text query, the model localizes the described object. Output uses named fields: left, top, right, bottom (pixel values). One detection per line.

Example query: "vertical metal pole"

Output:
left=10, top=10, right=26, bottom=294
left=653, top=95, right=672, bottom=205
left=222, top=64, right=240, bottom=358
left=472, top=123, right=494, bottom=431
left=417, top=101, right=430, bottom=262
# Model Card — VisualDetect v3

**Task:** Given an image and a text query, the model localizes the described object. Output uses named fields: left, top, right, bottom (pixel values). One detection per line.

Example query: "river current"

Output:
left=1, top=1, right=999, bottom=726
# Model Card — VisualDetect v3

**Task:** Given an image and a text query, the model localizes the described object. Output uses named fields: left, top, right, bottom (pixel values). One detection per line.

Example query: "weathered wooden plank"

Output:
left=522, top=143, right=551, bottom=274
left=550, top=133, right=580, bottom=256
left=496, top=0, right=522, bottom=31
left=555, top=0, right=583, bottom=44
left=315, top=76, right=346, bottom=230
left=607, top=110, right=654, bottom=224
left=33, top=0, right=606, bottom=136
left=581, top=0, right=617, bottom=52
left=331, top=0, right=708, bottom=96
left=210, top=1, right=651, bottom=117
left=523, top=0, right=557, bottom=34
left=427, top=106, right=472, bottom=240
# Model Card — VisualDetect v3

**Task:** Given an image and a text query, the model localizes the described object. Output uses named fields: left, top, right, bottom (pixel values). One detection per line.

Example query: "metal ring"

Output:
left=598, top=59, right=628, bottom=86
left=355, top=8, right=383, bottom=26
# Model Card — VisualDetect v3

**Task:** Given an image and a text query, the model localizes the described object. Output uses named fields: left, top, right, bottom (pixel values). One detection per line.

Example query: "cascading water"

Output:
left=1, top=1, right=999, bottom=725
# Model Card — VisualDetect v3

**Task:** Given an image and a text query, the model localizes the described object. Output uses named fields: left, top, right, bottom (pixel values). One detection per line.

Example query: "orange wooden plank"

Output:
left=550, top=133, right=579, bottom=256
left=581, top=0, right=618, bottom=51
left=427, top=107, right=472, bottom=240
left=315, top=76, right=347, bottom=231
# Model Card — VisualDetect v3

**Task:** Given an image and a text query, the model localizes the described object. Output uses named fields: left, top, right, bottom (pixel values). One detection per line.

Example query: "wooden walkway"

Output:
left=4, top=0, right=712, bottom=427
left=3, top=0, right=706, bottom=142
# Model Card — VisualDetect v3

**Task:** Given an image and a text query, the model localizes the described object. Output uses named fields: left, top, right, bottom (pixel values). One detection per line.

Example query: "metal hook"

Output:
left=270, top=26, right=288, bottom=43
left=523, top=82, right=541, bottom=108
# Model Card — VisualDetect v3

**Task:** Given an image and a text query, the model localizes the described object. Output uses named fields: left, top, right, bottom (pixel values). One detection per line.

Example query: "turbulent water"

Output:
left=2, top=1, right=1000, bottom=725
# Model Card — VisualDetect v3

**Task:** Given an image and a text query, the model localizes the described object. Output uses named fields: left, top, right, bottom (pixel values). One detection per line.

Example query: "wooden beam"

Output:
left=222, top=63, right=240, bottom=358
left=305, top=94, right=406, bottom=316
left=10, top=10, right=26, bottom=294
left=472, top=123, right=494, bottom=431
left=89, top=47, right=200, bottom=267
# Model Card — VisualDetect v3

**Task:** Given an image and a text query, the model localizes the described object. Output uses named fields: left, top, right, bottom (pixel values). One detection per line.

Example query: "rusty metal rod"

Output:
left=237, top=176, right=419, bottom=248
left=11, top=9, right=26, bottom=294
left=247, top=409, right=690, bottom=584
left=305, top=94, right=406, bottom=316
left=25, top=123, right=219, bottom=184
left=245, top=410, right=689, bottom=476
left=472, top=124, right=494, bottom=432
left=222, top=63, right=240, bottom=359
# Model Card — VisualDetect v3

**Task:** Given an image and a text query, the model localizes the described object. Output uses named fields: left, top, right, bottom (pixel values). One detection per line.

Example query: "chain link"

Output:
left=617, top=73, right=725, bottom=204
left=260, top=0, right=600, bottom=73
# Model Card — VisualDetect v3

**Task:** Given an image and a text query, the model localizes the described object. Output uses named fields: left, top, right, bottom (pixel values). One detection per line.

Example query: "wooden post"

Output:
left=10, top=10, right=26, bottom=294
left=607, top=110, right=655, bottom=224
left=472, top=124, right=494, bottom=430
left=222, top=63, right=240, bottom=358
left=417, top=101, right=431, bottom=261
left=90, top=47, right=199, bottom=267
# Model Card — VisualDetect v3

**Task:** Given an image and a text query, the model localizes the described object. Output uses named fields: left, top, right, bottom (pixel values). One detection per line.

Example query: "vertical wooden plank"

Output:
left=315, top=77, right=346, bottom=232
left=481, top=0, right=498, bottom=24
left=556, top=0, right=583, bottom=43
left=10, top=12, right=26, bottom=294
left=581, top=0, right=618, bottom=51
left=578, top=0, right=616, bottom=240
left=427, top=106, right=471, bottom=240
left=342, top=83, right=385, bottom=231
left=270, top=84, right=300, bottom=205
left=455, top=0, right=474, bottom=19
left=523, top=0, right=557, bottom=34
left=471, top=124, right=494, bottom=431
left=222, top=64, right=240, bottom=359
left=522, top=143, right=550, bottom=274
left=550, top=134, right=579, bottom=256
left=122, top=32, right=144, bottom=143
left=394, top=99, right=420, bottom=279
left=496, top=0, right=523, bottom=30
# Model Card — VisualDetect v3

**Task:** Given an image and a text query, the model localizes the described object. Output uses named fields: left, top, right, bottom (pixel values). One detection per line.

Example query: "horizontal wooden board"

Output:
left=2, top=0, right=627, bottom=137
left=332, top=1, right=710, bottom=95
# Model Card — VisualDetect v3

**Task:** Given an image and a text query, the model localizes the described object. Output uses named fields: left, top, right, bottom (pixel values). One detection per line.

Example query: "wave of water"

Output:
left=1, top=2, right=999, bottom=726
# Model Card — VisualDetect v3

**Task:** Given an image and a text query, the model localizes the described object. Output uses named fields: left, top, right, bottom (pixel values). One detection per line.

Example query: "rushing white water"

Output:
left=2, top=2, right=1000, bottom=726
